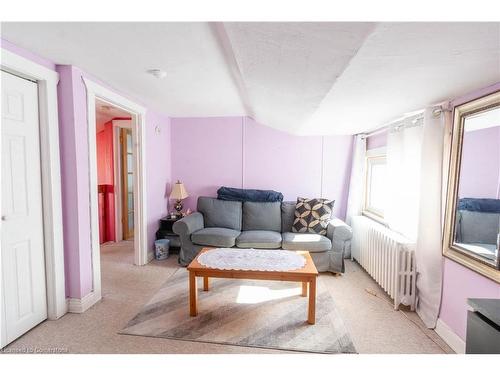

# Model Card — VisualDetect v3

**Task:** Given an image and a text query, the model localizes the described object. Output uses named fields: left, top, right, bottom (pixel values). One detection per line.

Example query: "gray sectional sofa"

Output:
left=172, top=197, right=353, bottom=273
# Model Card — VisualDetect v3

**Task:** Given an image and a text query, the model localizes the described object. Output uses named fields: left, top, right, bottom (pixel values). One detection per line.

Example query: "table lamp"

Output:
left=169, top=180, right=189, bottom=215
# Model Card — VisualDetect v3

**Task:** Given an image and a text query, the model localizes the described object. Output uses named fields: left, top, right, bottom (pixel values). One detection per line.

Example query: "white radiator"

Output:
left=351, top=216, right=416, bottom=310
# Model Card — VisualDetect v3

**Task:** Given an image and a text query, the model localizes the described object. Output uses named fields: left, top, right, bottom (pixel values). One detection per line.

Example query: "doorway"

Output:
left=84, top=77, right=149, bottom=304
left=95, top=99, right=135, bottom=246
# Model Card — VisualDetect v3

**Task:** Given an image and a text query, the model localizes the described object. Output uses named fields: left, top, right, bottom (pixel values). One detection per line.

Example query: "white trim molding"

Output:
left=67, top=292, right=101, bottom=314
left=1, top=48, right=67, bottom=328
left=82, top=78, right=149, bottom=309
left=435, top=318, right=466, bottom=354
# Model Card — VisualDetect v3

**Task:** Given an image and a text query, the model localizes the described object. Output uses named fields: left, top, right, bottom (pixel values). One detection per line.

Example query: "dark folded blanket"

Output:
left=458, top=198, right=500, bottom=213
left=217, top=186, right=284, bottom=202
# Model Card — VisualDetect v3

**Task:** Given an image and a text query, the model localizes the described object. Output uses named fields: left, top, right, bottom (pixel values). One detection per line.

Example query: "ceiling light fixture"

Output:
left=147, top=69, right=167, bottom=79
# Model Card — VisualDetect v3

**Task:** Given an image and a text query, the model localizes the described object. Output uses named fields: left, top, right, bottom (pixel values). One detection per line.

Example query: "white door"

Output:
left=1, top=70, right=47, bottom=346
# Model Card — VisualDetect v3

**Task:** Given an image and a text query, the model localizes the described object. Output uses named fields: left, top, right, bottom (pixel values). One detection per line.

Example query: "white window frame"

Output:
left=363, top=147, right=387, bottom=223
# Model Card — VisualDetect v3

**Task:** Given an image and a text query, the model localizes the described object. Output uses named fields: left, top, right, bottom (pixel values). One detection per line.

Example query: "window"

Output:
left=364, top=148, right=387, bottom=220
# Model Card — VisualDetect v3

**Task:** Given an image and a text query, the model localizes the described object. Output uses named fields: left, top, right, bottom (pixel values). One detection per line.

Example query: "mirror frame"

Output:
left=443, top=90, right=500, bottom=283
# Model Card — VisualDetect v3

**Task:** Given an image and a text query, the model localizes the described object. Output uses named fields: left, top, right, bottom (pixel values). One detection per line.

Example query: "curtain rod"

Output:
left=361, top=104, right=452, bottom=138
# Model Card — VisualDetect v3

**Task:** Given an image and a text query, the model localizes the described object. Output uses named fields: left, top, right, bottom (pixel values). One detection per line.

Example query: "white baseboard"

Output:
left=67, top=291, right=101, bottom=313
left=435, top=318, right=466, bottom=354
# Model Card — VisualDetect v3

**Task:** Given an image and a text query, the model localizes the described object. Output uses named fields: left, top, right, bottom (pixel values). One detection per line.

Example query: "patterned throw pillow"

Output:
left=291, top=197, right=335, bottom=235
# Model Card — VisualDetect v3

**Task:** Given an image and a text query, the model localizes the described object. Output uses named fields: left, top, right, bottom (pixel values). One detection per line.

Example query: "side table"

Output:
left=155, top=215, right=182, bottom=252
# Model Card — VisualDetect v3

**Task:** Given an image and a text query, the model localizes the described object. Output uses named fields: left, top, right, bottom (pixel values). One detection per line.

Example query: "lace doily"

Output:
left=197, top=248, right=306, bottom=271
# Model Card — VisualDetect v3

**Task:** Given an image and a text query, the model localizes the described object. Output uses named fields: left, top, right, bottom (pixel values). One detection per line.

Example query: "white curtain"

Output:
left=385, top=108, right=447, bottom=328
left=386, top=119, right=423, bottom=241
left=345, top=135, right=366, bottom=226
left=415, top=108, right=447, bottom=328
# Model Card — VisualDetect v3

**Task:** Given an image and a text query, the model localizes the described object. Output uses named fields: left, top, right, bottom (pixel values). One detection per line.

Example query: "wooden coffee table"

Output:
left=187, top=248, right=319, bottom=324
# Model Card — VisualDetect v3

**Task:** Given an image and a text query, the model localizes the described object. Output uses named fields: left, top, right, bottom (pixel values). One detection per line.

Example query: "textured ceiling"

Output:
left=304, top=22, right=500, bottom=135
left=1, top=22, right=499, bottom=135
left=223, top=22, right=375, bottom=134
left=1, top=22, right=247, bottom=117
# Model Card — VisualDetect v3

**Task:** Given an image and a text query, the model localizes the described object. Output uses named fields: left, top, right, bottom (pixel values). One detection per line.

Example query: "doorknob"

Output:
left=1, top=215, right=8, bottom=221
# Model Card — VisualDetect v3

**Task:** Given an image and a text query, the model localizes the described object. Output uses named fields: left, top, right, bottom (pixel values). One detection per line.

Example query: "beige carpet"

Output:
left=2, top=241, right=453, bottom=354
left=121, top=269, right=356, bottom=354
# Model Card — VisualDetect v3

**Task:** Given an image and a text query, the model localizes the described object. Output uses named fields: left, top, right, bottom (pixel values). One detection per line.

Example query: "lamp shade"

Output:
left=169, top=181, right=189, bottom=200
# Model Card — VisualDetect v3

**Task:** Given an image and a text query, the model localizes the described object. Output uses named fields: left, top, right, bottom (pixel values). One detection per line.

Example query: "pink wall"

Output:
left=96, top=122, right=114, bottom=185
left=171, top=117, right=353, bottom=219
left=458, top=126, right=500, bottom=199
left=96, top=121, right=115, bottom=243
left=439, top=82, right=500, bottom=341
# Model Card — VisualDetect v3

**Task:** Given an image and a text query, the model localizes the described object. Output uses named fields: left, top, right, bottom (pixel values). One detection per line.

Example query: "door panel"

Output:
left=120, top=128, right=134, bottom=239
left=1, top=71, right=47, bottom=346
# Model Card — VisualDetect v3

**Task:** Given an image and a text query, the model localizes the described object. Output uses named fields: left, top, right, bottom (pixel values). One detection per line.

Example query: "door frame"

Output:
left=82, top=79, right=148, bottom=292
left=112, top=119, right=132, bottom=243
left=1, top=48, right=67, bottom=347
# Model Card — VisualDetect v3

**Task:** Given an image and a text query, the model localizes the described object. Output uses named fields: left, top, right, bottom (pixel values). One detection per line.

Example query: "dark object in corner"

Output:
left=156, top=216, right=181, bottom=253
left=217, top=186, right=284, bottom=202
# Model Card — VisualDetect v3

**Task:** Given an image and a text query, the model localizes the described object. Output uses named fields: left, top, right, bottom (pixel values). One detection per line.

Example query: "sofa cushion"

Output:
left=292, top=197, right=335, bottom=235
left=191, top=227, right=240, bottom=248
left=242, top=201, right=282, bottom=232
left=236, top=230, right=282, bottom=249
left=281, top=232, right=332, bottom=252
left=197, top=197, right=242, bottom=231
left=281, top=201, right=296, bottom=233
left=457, top=210, right=500, bottom=245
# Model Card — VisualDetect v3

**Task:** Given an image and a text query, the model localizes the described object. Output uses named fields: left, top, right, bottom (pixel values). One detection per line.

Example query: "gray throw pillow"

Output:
left=292, top=197, right=335, bottom=235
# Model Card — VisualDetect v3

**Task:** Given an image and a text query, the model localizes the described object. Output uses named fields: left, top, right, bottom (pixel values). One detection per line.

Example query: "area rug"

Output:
left=120, top=268, right=356, bottom=354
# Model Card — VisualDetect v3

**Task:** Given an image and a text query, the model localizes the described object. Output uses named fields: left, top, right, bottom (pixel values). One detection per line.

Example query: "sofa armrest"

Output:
left=173, top=212, right=204, bottom=236
left=327, top=217, right=353, bottom=266
left=173, top=212, right=205, bottom=266
left=327, top=217, right=353, bottom=242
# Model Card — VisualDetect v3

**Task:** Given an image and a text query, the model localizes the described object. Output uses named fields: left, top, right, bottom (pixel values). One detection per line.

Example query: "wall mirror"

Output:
left=443, top=90, right=500, bottom=283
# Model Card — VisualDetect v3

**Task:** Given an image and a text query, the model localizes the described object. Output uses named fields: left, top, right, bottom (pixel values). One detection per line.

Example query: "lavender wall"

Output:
left=439, top=82, right=500, bottom=341
left=57, top=65, right=94, bottom=297
left=170, top=117, right=243, bottom=211
left=439, top=260, right=500, bottom=340
left=458, top=126, right=500, bottom=199
left=366, top=131, right=387, bottom=150
left=145, top=111, right=172, bottom=256
left=1, top=38, right=56, bottom=70
left=243, top=118, right=323, bottom=201
left=171, top=117, right=353, bottom=219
